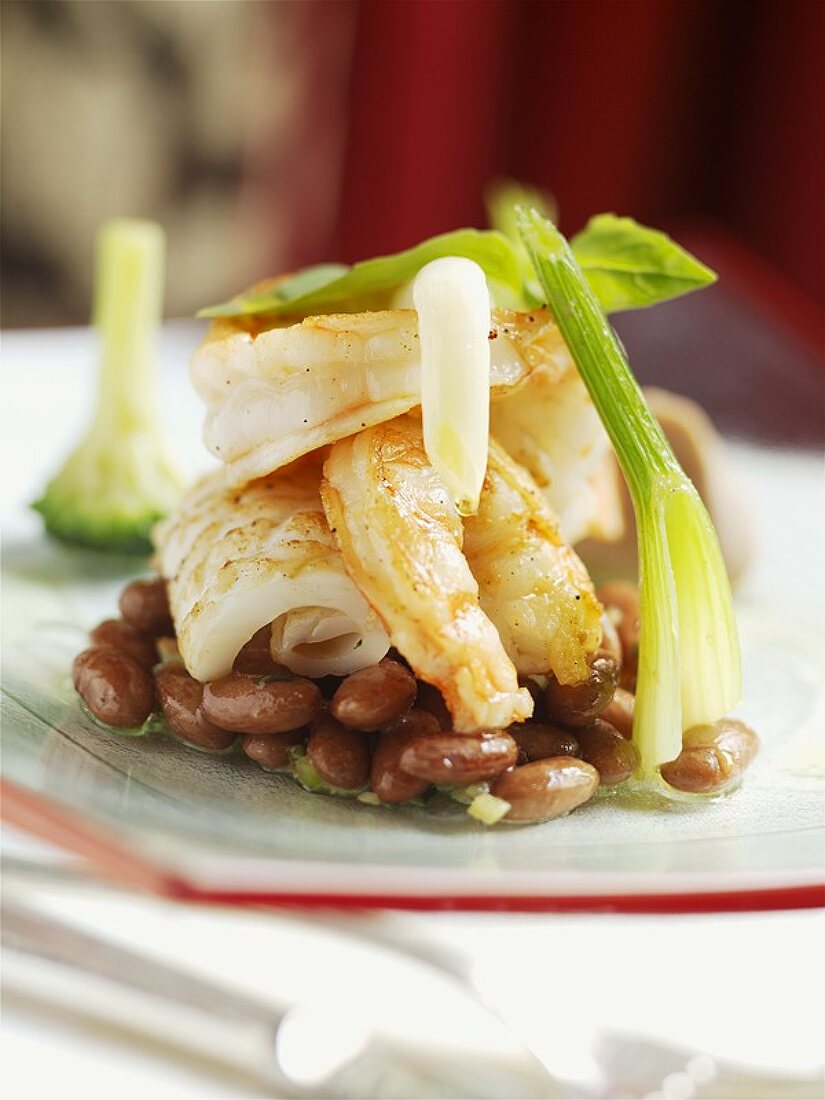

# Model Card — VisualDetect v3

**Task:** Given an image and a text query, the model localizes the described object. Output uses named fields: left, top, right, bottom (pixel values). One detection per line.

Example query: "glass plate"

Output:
left=2, top=318, right=824, bottom=912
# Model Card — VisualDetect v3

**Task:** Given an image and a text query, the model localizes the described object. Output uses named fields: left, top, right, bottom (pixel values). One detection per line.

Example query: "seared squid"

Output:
left=321, top=415, right=533, bottom=732
left=463, top=440, right=602, bottom=684
left=153, top=460, right=389, bottom=683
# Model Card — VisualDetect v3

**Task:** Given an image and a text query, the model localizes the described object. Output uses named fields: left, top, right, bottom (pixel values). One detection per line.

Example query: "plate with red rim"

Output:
left=2, top=601, right=823, bottom=912
left=2, top=313, right=824, bottom=914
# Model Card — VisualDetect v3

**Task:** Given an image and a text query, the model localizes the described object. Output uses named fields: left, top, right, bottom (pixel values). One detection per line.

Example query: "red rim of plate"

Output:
left=4, top=778, right=824, bottom=914
left=169, top=883, right=825, bottom=915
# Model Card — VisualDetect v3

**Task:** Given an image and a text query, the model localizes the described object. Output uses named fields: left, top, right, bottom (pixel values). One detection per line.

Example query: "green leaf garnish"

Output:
left=570, top=213, right=717, bottom=312
left=199, top=229, right=531, bottom=318
left=207, top=263, right=349, bottom=318
left=518, top=206, right=740, bottom=783
left=199, top=200, right=716, bottom=322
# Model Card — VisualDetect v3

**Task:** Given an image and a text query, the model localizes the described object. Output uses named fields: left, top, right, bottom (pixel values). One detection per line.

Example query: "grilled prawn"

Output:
left=490, top=317, right=622, bottom=545
left=192, top=303, right=568, bottom=489
left=463, top=440, right=602, bottom=683
left=321, top=415, right=533, bottom=732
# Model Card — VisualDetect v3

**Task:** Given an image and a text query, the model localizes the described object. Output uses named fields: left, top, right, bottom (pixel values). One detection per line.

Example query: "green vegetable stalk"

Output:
left=517, top=207, right=740, bottom=780
left=485, top=178, right=558, bottom=303
left=34, top=219, right=183, bottom=552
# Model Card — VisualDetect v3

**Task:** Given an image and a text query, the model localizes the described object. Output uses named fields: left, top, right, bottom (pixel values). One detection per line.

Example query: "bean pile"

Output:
left=72, top=576, right=758, bottom=824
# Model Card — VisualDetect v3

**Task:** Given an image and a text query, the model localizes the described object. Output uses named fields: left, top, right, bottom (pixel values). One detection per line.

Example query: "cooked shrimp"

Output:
left=191, top=304, right=567, bottom=488
left=490, top=318, right=623, bottom=544
left=463, top=440, right=602, bottom=683
left=321, top=415, right=533, bottom=732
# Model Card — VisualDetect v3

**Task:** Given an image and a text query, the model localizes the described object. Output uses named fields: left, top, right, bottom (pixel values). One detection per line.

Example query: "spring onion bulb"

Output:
left=413, top=257, right=491, bottom=515
left=33, top=219, right=183, bottom=551
left=517, top=207, right=741, bottom=780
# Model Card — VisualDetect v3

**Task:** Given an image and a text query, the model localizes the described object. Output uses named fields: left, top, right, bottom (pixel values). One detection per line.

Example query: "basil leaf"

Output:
left=570, top=214, right=716, bottom=312
left=203, top=263, right=348, bottom=318
left=199, top=229, right=530, bottom=318
left=199, top=208, right=717, bottom=320
left=270, top=263, right=349, bottom=303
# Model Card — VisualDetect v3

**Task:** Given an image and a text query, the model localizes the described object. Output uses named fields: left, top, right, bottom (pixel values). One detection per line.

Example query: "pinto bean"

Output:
left=315, top=676, right=344, bottom=701
left=90, top=619, right=157, bottom=669
left=155, top=665, right=235, bottom=751
left=118, top=578, right=173, bottom=637
left=519, top=677, right=546, bottom=722
left=491, top=758, right=599, bottom=823
left=370, top=710, right=439, bottom=804
left=242, top=730, right=306, bottom=771
left=398, top=729, right=518, bottom=786
left=233, top=626, right=279, bottom=676
left=201, top=673, right=322, bottom=734
left=660, top=719, right=759, bottom=794
left=597, top=581, right=640, bottom=691
left=544, top=654, right=618, bottom=728
left=415, top=682, right=452, bottom=730
left=576, top=719, right=637, bottom=786
left=601, top=687, right=635, bottom=739
left=73, top=647, right=155, bottom=729
left=510, top=722, right=581, bottom=764
left=330, top=659, right=417, bottom=731
left=306, top=715, right=370, bottom=790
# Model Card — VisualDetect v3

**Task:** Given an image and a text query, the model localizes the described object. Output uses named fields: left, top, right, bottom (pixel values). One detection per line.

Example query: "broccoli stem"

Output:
left=93, top=220, right=165, bottom=435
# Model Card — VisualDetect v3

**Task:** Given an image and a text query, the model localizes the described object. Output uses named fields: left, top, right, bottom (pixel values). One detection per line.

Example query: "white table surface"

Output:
left=3, top=839, right=824, bottom=1099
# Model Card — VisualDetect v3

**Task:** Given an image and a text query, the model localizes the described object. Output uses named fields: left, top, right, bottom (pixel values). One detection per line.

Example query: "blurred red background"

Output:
left=2, top=0, right=823, bottom=344
left=335, top=0, right=824, bottom=319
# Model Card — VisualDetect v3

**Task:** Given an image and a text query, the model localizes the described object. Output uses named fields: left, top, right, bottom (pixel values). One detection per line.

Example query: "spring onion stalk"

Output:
left=517, top=207, right=740, bottom=779
left=467, top=792, right=511, bottom=825
left=485, top=177, right=558, bottom=303
left=413, top=257, right=492, bottom=515
left=33, top=219, right=183, bottom=552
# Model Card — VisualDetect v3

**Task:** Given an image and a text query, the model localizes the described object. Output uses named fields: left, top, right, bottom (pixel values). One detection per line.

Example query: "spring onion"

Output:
left=33, top=219, right=183, bottom=552
left=517, top=207, right=740, bottom=780
left=485, top=178, right=558, bottom=303
left=467, top=791, right=512, bottom=825
left=413, top=257, right=492, bottom=515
